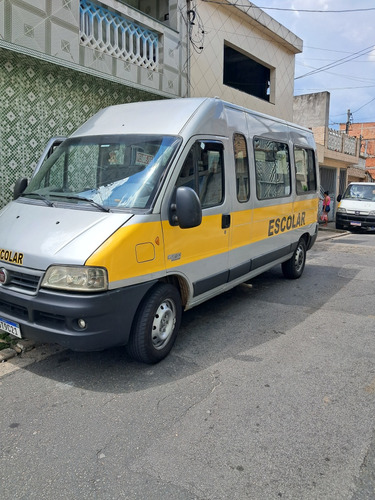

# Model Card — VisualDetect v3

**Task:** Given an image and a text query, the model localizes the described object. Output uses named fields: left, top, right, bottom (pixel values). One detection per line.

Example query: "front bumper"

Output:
left=336, top=212, right=375, bottom=230
left=0, top=281, right=156, bottom=351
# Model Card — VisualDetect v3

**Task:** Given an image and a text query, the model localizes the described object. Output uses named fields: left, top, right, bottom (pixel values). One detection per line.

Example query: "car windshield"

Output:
left=343, top=184, right=375, bottom=201
left=23, top=134, right=181, bottom=210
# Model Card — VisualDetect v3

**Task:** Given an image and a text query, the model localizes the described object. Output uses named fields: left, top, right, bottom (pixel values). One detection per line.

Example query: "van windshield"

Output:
left=343, top=184, right=375, bottom=202
left=24, top=135, right=181, bottom=210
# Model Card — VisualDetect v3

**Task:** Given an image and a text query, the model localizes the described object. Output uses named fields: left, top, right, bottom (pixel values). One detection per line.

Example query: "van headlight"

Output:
left=41, top=266, right=108, bottom=292
left=337, top=207, right=346, bottom=213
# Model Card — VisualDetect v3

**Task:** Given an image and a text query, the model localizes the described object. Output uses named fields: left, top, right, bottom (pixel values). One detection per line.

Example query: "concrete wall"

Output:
left=293, top=92, right=330, bottom=128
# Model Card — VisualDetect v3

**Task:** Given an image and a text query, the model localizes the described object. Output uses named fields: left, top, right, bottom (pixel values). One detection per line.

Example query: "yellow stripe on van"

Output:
left=231, top=198, right=318, bottom=250
left=86, top=198, right=318, bottom=285
left=86, top=221, right=166, bottom=283
left=162, top=212, right=229, bottom=270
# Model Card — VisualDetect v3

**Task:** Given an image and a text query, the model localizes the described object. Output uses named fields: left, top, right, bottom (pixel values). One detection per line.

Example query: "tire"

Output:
left=127, top=283, right=182, bottom=364
left=281, top=238, right=306, bottom=279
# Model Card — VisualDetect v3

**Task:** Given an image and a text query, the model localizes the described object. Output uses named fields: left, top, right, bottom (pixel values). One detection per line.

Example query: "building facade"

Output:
left=0, top=0, right=301, bottom=207
left=339, top=122, right=375, bottom=181
left=293, top=92, right=364, bottom=220
left=188, top=0, right=302, bottom=120
left=0, top=0, right=188, bottom=206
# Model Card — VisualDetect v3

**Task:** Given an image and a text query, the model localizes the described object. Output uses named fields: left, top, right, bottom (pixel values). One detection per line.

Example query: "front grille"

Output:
left=9, top=271, right=41, bottom=292
left=1, top=269, right=42, bottom=294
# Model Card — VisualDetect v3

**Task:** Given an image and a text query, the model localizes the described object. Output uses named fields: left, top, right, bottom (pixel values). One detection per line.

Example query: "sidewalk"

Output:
left=317, top=220, right=348, bottom=241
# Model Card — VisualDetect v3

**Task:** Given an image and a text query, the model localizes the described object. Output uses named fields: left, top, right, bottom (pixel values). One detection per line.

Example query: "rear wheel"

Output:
left=127, top=283, right=182, bottom=364
left=282, top=238, right=306, bottom=279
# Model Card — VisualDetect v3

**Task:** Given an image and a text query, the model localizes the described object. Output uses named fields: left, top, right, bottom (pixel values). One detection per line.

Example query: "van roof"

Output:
left=71, top=97, right=312, bottom=138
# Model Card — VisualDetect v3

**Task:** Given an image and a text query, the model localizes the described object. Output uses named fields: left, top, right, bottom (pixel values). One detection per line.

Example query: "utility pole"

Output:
left=345, top=109, right=352, bottom=133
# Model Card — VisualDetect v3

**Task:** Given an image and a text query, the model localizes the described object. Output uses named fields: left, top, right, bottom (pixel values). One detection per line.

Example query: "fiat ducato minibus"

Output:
left=0, top=98, right=319, bottom=363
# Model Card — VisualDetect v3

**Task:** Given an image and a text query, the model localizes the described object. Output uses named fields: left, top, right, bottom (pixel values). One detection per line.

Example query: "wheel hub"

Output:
left=294, top=245, right=304, bottom=271
left=152, top=300, right=176, bottom=349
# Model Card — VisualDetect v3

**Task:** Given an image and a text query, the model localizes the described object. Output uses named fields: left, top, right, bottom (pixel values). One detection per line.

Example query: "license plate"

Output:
left=350, top=221, right=361, bottom=227
left=0, top=316, right=22, bottom=339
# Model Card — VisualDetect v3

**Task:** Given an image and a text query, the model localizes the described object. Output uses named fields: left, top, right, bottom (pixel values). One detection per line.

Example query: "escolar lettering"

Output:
left=0, top=248, right=24, bottom=265
left=268, top=212, right=306, bottom=237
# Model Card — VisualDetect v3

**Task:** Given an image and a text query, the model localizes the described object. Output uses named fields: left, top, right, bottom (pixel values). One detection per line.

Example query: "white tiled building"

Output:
left=0, top=0, right=301, bottom=205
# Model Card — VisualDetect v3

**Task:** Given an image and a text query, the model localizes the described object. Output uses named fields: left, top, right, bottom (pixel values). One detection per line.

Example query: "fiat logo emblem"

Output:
left=0, top=268, right=10, bottom=285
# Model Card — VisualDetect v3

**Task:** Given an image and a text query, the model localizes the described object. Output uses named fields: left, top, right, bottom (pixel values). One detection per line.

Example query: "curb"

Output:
left=0, top=339, right=37, bottom=362
left=317, top=224, right=350, bottom=241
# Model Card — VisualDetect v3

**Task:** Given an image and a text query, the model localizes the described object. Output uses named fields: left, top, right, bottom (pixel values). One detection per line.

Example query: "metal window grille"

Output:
left=79, top=0, right=159, bottom=70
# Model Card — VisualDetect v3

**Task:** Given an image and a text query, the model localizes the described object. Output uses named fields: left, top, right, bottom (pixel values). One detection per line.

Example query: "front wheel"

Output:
left=127, top=283, right=182, bottom=364
left=281, top=238, right=306, bottom=279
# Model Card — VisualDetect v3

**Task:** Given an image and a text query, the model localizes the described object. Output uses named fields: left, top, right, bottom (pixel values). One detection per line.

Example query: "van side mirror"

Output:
left=337, top=194, right=342, bottom=202
left=169, top=186, right=202, bottom=229
left=14, top=178, right=28, bottom=199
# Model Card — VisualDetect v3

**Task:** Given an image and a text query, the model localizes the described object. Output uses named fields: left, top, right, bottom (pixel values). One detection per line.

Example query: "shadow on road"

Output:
left=18, top=262, right=356, bottom=393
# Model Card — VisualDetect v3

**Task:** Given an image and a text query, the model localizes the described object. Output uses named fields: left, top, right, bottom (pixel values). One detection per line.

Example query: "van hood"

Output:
left=340, top=199, right=375, bottom=213
left=0, top=202, right=132, bottom=270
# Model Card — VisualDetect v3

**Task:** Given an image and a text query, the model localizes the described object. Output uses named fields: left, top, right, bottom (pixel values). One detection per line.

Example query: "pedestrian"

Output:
left=320, top=190, right=331, bottom=226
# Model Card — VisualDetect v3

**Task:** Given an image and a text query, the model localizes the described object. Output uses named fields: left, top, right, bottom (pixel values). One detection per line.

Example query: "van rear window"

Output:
left=294, top=147, right=317, bottom=194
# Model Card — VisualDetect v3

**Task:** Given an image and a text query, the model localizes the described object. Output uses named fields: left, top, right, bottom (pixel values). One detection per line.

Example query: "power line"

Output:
left=352, top=97, right=375, bottom=114
left=296, top=85, right=375, bottom=91
left=256, top=6, right=375, bottom=13
left=295, top=45, right=375, bottom=80
left=295, top=62, right=375, bottom=85
left=201, top=0, right=375, bottom=13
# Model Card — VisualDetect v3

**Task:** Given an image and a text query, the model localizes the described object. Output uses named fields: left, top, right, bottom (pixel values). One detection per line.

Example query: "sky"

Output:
left=253, top=0, right=375, bottom=128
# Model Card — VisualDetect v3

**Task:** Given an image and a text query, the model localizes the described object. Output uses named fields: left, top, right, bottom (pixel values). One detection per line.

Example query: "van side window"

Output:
left=294, top=147, right=317, bottom=194
left=177, top=141, right=224, bottom=209
left=254, top=138, right=291, bottom=200
left=234, top=133, right=250, bottom=202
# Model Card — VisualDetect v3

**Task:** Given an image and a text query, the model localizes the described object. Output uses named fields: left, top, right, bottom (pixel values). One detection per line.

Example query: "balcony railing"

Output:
left=79, top=0, right=159, bottom=70
left=327, top=128, right=357, bottom=156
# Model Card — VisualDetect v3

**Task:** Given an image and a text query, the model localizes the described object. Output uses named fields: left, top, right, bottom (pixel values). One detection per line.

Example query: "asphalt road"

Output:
left=1, top=230, right=375, bottom=499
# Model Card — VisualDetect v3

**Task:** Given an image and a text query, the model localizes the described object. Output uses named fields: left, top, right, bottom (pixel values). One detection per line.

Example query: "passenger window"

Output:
left=177, top=141, right=224, bottom=209
left=253, top=138, right=291, bottom=200
left=234, top=133, right=250, bottom=202
left=294, top=147, right=317, bottom=194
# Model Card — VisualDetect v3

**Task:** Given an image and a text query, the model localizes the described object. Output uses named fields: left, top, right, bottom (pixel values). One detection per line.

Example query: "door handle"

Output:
left=222, top=214, right=231, bottom=229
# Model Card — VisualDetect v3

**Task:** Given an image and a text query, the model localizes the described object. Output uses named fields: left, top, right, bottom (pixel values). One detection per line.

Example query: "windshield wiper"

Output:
left=22, top=192, right=55, bottom=207
left=50, top=194, right=110, bottom=212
